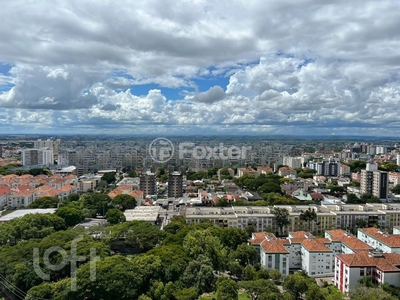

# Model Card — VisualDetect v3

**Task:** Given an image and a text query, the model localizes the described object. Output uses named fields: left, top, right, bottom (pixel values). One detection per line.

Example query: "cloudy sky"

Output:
left=0, top=0, right=399, bottom=136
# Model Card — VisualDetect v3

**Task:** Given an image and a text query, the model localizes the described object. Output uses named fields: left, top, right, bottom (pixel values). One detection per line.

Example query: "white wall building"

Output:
left=357, top=227, right=400, bottom=254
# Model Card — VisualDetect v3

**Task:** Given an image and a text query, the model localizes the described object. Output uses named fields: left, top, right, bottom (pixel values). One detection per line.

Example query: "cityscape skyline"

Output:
left=0, top=0, right=399, bottom=135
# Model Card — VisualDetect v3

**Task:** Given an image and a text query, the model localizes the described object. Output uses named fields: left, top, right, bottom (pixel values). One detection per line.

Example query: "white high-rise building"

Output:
left=38, top=147, right=54, bottom=165
left=21, top=148, right=54, bottom=166
left=397, top=155, right=400, bottom=167
left=360, top=165, right=388, bottom=201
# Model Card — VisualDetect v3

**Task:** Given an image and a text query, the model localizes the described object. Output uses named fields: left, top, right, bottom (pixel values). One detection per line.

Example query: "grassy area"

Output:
left=199, top=292, right=251, bottom=300
left=0, top=209, right=15, bottom=217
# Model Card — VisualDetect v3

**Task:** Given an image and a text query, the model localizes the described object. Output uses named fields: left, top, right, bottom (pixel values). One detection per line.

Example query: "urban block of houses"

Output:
left=0, top=174, right=78, bottom=208
left=108, top=185, right=144, bottom=204
left=249, top=228, right=400, bottom=295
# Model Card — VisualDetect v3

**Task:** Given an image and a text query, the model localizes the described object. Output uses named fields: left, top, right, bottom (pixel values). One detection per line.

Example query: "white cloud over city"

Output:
left=0, top=0, right=399, bottom=135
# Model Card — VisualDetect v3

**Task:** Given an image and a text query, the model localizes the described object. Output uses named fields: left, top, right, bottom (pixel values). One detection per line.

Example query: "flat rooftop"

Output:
left=124, top=206, right=162, bottom=222
left=0, top=208, right=57, bottom=222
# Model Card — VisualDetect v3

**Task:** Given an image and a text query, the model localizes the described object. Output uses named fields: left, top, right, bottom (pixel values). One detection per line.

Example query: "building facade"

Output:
left=168, top=171, right=183, bottom=198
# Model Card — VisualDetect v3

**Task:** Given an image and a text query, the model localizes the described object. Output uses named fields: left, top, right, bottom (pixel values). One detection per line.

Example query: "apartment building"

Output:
left=357, top=227, right=400, bottom=254
left=249, top=232, right=290, bottom=276
left=340, top=165, right=351, bottom=176
left=389, top=172, right=400, bottom=186
left=139, top=171, right=156, bottom=198
left=168, top=171, right=183, bottom=198
left=21, top=147, right=54, bottom=166
left=360, top=163, right=388, bottom=201
left=0, top=185, right=12, bottom=209
left=184, top=203, right=400, bottom=234
left=335, top=251, right=400, bottom=293
left=250, top=229, right=372, bottom=279
left=283, top=157, right=303, bottom=169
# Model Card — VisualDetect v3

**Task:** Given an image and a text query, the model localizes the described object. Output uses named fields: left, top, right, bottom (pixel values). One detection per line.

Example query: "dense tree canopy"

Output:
left=27, top=196, right=59, bottom=208
left=112, top=194, right=137, bottom=210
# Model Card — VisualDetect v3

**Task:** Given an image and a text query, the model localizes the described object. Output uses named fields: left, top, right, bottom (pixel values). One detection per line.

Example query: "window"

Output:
left=326, top=266, right=330, bottom=269
left=360, top=270, right=364, bottom=276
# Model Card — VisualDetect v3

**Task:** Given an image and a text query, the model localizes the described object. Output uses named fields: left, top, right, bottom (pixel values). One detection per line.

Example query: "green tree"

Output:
left=0, top=213, right=67, bottom=245
left=106, top=208, right=126, bottom=224
left=299, top=208, right=318, bottom=232
left=215, top=198, right=230, bottom=207
left=56, top=206, right=84, bottom=227
left=305, top=284, right=327, bottom=300
left=182, top=255, right=215, bottom=295
left=215, top=277, right=238, bottom=300
left=268, top=269, right=282, bottom=282
left=82, top=193, right=112, bottom=217
left=240, top=279, right=280, bottom=300
left=113, top=194, right=137, bottom=210
left=347, top=193, right=361, bottom=204
left=348, top=160, right=366, bottom=173
left=219, top=228, right=249, bottom=250
left=106, top=220, right=166, bottom=252
left=127, top=170, right=137, bottom=177
left=183, top=229, right=227, bottom=270
left=391, top=184, right=400, bottom=194
left=72, top=255, right=142, bottom=299
left=67, top=193, right=80, bottom=202
left=231, top=243, right=257, bottom=267
left=360, top=194, right=381, bottom=203
left=272, top=207, right=290, bottom=236
left=174, top=288, right=198, bottom=300
left=355, top=219, right=367, bottom=229
left=283, top=273, right=309, bottom=300
left=242, top=264, right=257, bottom=281
left=349, top=286, right=397, bottom=300
left=27, top=196, right=59, bottom=208
left=101, top=171, right=117, bottom=184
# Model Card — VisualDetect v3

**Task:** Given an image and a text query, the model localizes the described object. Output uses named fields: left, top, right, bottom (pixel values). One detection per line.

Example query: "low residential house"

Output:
left=257, top=166, right=274, bottom=175
left=217, top=168, right=235, bottom=180
left=108, top=185, right=133, bottom=198
left=130, top=189, right=144, bottom=204
left=310, top=192, right=324, bottom=201
left=78, top=178, right=97, bottom=193
left=237, top=167, right=259, bottom=177
left=292, top=189, right=312, bottom=201
left=278, top=167, right=297, bottom=177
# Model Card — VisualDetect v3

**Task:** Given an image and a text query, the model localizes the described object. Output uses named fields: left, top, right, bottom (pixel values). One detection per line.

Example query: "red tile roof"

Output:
left=301, top=238, right=332, bottom=252
left=337, top=251, right=400, bottom=272
left=360, top=227, right=400, bottom=247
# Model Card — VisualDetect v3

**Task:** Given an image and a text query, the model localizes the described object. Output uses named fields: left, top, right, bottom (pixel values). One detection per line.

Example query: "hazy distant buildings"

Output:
left=168, top=171, right=183, bottom=198
left=21, top=148, right=53, bottom=166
